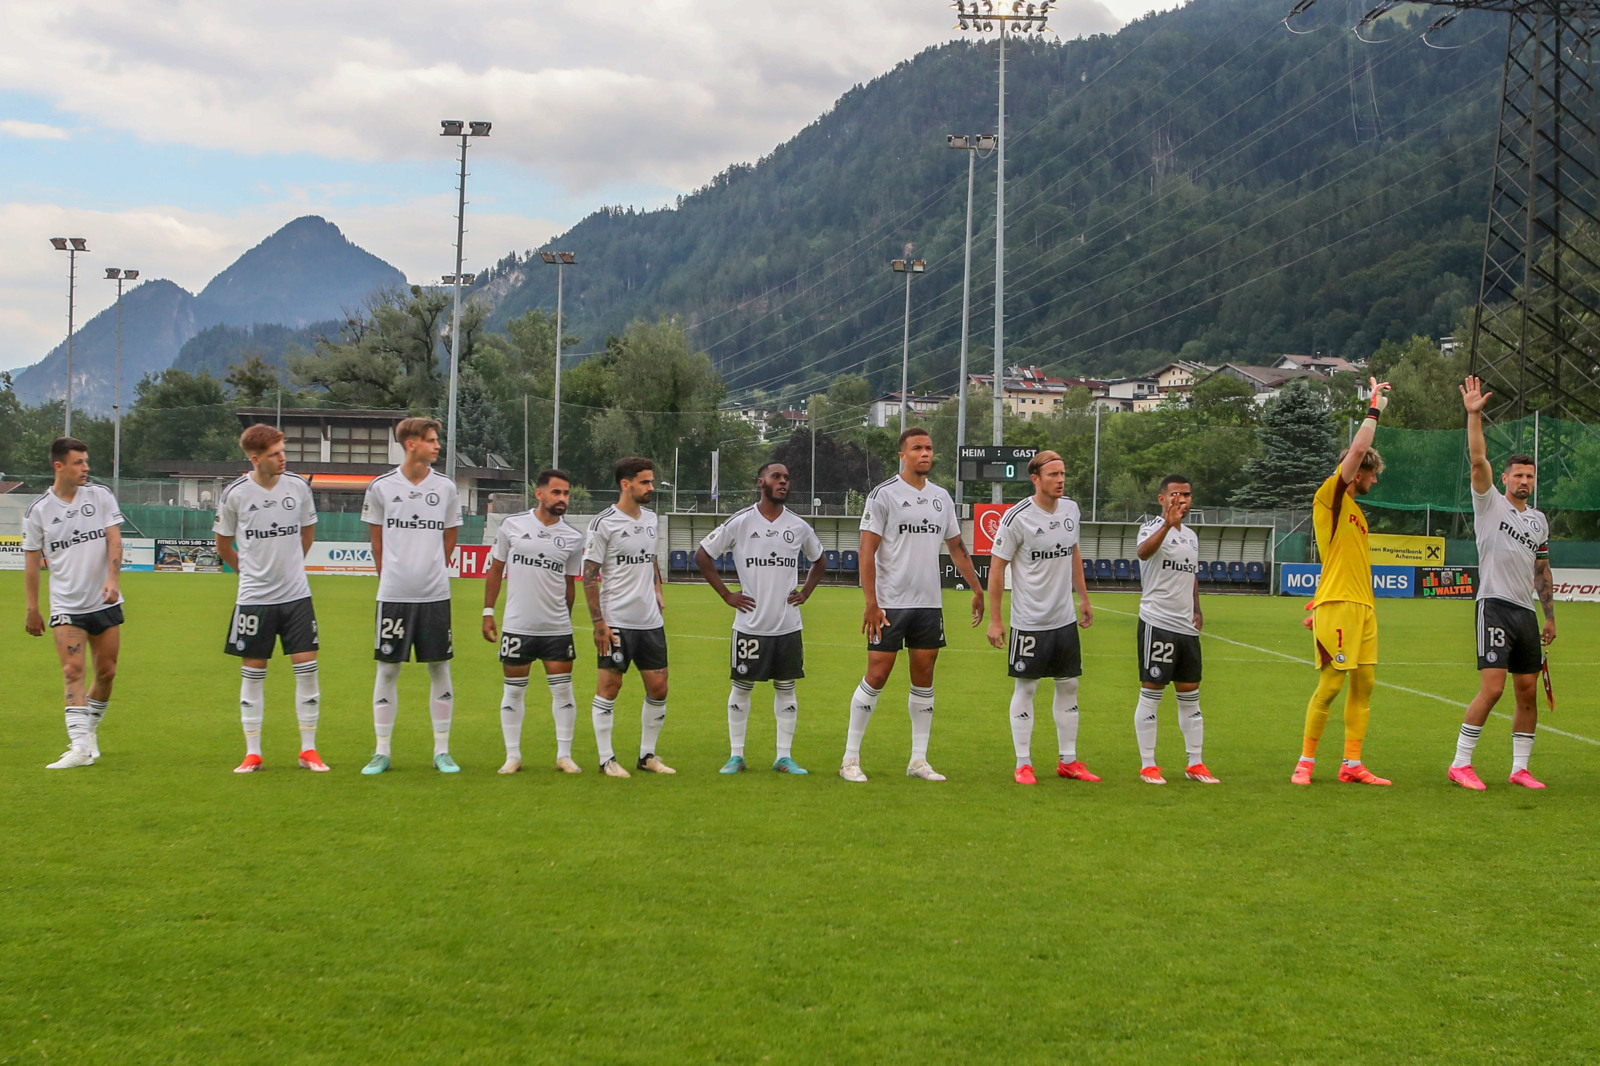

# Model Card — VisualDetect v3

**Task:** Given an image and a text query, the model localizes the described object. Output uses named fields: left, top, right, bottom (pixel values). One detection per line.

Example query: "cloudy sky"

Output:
left=0, top=0, right=1173, bottom=373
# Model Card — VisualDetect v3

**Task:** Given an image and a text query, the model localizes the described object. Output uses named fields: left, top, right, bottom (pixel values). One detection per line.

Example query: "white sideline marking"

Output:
left=1091, top=606, right=1600, bottom=749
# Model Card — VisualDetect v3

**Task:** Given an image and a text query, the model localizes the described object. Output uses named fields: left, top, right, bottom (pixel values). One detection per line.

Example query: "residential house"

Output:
left=868, top=392, right=950, bottom=429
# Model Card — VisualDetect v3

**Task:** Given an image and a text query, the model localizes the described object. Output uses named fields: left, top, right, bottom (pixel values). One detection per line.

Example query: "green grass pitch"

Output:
left=3, top=571, right=1599, bottom=1063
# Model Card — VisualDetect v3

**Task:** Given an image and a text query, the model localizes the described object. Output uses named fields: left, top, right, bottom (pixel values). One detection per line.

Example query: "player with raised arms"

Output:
left=583, top=457, right=671, bottom=778
left=1447, top=376, right=1557, bottom=790
left=22, top=437, right=125, bottom=769
left=985, top=450, right=1097, bottom=785
left=213, top=423, right=324, bottom=773
left=1132, top=474, right=1216, bottom=785
left=1292, top=377, right=1393, bottom=786
left=482, top=468, right=585, bottom=775
left=695, top=461, right=827, bottom=775
left=359, top=417, right=463, bottom=775
left=841, top=426, right=984, bottom=782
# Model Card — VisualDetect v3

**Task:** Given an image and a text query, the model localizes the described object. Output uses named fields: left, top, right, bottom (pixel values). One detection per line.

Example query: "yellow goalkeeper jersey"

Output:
left=1312, top=471, right=1373, bottom=607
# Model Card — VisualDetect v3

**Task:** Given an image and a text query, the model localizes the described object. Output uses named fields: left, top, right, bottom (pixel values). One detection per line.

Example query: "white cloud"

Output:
left=0, top=0, right=1124, bottom=190
left=0, top=119, right=70, bottom=140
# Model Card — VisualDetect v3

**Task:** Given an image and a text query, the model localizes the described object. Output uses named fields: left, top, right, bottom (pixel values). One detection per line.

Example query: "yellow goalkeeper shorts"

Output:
left=1312, top=600, right=1377, bottom=671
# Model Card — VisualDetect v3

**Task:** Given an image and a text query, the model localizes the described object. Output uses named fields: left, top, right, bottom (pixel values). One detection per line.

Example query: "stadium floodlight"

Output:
left=50, top=236, right=88, bottom=435
left=104, top=266, right=138, bottom=496
left=889, top=258, right=927, bottom=433
left=440, top=273, right=476, bottom=285
left=951, top=0, right=1048, bottom=501
left=541, top=251, right=578, bottom=467
left=440, top=118, right=493, bottom=482
left=947, top=131, right=995, bottom=505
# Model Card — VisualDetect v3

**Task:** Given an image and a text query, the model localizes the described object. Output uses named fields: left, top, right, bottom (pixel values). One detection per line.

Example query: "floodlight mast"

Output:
left=952, top=2, right=1051, bottom=501
left=105, top=268, right=138, bottom=496
left=440, top=118, right=491, bottom=483
left=50, top=237, right=89, bottom=435
left=890, top=258, right=928, bottom=433
left=946, top=133, right=995, bottom=506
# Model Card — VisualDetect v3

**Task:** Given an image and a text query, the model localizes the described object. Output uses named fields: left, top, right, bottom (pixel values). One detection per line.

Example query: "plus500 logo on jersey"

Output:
left=49, top=527, right=106, bottom=554
left=512, top=553, right=564, bottom=572
left=613, top=552, right=654, bottom=565
left=387, top=516, right=445, bottom=530
left=244, top=523, right=300, bottom=540
left=897, top=521, right=942, bottom=535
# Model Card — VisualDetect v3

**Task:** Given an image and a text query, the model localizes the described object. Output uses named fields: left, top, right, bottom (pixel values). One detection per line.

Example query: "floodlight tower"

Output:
left=49, top=237, right=89, bottom=435
left=890, top=258, right=928, bottom=433
left=946, top=133, right=997, bottom=506
left=540, top=251, right=577, bottom=468
left=440, top=119, right=491, bottom=482
left=952, top=1, right=1053, bottom=501
left=104, top=267, right=139, bottom=496
left=1287, top=0, right=1600, bottom=421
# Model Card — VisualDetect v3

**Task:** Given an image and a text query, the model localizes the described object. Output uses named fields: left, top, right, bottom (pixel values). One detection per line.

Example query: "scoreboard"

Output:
left=958, top=446, right=1038, bottom=482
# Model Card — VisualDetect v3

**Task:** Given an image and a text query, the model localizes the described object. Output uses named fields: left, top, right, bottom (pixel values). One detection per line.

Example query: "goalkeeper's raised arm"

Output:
left=1339, top=376, right=1392, bottom=483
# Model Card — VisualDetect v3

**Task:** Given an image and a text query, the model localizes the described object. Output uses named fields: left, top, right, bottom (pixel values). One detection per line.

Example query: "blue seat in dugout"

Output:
left=720, top=552, right=735, bottom=572
left=1197, top=560, right=1213, bottom=582
left=669, top=549, right=689, bottom=572
left=1130, top=558, right=1142, bottom=582
left=1211, top=560, right=1231, bottom=582
left=841, top=551, right=859, bottom=572
left=1246, top=561, right=1267, bottom=584
left=1081, top=558, right=1094, bottom=583
left=824, top=549, right=840, bottom=571
left=1095, top=558, right=1114, bottom=581
left=1227, top=561, right=1246, bottom=583
left=1113, top=558, right=1132, bottom=581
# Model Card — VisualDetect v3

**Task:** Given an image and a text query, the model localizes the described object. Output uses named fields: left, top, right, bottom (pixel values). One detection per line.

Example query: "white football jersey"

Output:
left=213, top=472, right=317, bottom=606
left=1473, top=487, right=1547, bottom=613
left=21, top=484, right=125, bottom=616
left=494, top=511, right=583, bottom=636
left=1137, top=517, right=1200, bottom=636
left=699, top=505, right=825, bottom=637
left=583, top=505, right=662, bottom=630
left=990, top=496, right=1080, bottom=631
left=859, top=475, right=959, bottom=610
left=361, top=467, right=462, bottom=603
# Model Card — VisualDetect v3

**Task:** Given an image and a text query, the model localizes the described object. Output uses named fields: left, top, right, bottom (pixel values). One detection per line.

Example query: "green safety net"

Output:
left=1364, top=416, right=1600, bottom=513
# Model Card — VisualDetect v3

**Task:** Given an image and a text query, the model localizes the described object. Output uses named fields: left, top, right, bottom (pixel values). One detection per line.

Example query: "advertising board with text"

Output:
left=1279, top=563, right=1415, bottom=598
left=1368, top=534, right=1446, bottom=566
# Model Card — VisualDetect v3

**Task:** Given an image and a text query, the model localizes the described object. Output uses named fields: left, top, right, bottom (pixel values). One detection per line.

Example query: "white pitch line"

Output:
left=1092, top=606, right=1600, bottom=748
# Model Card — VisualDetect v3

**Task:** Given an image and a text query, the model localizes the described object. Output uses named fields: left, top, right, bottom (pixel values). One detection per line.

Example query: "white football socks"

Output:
left=372, top=661, right=401, bottom=757
left=1052, top=676, right=1080, bottom=763
left=427, top=661, right=454, bottom=756
left=64, top=706, right=93, bottom=749
left=500, top=675, right=530, bottom=759
left=844, top=679, right=880, bottom=759
left=908, top=685, right=935, bottom=762
left=1010, top=678, right=1039, bottom=766
left=727, top=681, right=754, bottom=758
left=640, top=696, right=667, bottom=758
left=1452, top=722, right=1482, bottom=768
left=1176, top=688, right=1204, bottom=766
left=86, top=697, right=108, bottom=741
left=240, top=665, right=267, bottom=757
left=1512, top=731, right=1535, bottom=773
left=293, top=661, right=320, bottom=751
left=547, top=672, right=577, bottom=760
left=592, top=695, right=617, bottom=764
left=773, top=680, right=798, bottom=760
left=1135, top=686, right=1162, bottom=768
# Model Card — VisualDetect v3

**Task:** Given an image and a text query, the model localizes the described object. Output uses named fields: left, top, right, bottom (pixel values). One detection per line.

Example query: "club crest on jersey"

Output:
left=1150, top=667, right=1161, bottom=677
left=381, top=643, right=394, bottom=654
left=736, top=663, right=748, bottom=674
left=783, top=529, right=795, bottom=543
left=81, top=502, right=97, bottom=517
left=283, top=497, right=296, bottom=511
left=1335, top=652, right=1346, bottom=664
left=1486, top=651, right=1497, bottom=663
left=933, top=499, right=943, bottom=512
left=554, top=537, right=566, bottom=548
left=611, top=649, right=624, bottom=663
left=426, top=492, right=441, bottom=506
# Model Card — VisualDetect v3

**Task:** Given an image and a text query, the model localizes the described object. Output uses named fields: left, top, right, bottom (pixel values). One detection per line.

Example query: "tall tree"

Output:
left=1231, top=381, right=1339, bottom=508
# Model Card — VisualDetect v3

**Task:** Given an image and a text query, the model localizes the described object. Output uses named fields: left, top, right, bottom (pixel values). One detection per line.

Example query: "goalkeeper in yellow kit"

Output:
left=1292, top=377, right=1393, bottom=786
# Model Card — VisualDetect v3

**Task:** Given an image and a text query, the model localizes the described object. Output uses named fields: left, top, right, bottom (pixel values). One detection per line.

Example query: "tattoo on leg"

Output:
left=66, top=643, right=82, bottom=656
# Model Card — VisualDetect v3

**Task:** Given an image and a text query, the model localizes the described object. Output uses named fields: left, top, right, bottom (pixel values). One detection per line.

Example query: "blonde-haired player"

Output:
left=1292, top=377, right=1394, bottom=786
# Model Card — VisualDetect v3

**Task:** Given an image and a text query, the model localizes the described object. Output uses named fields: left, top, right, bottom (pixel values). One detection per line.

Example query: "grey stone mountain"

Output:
left=13, top=216, right=406, bottom=412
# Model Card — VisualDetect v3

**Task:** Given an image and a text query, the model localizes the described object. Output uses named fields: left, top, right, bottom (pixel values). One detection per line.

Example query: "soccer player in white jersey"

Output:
left=986, top=450, right=1097, bottom=785
left=22, top=437, right=125, bottom=769
left=695, top=461, right=827, bottom=775
left=1448, top=376, right=1557, bottom=790
left=483, top=468, right=585, bottom=775
left=583, top=457, right=671, bottom=778
left=213, top=424, right=325, bottom=774
left=1132, top=475, right=1217, bottom=785
left=841, top=427, right=984, bottom=782
left=359, top=417, right=464, bottom=775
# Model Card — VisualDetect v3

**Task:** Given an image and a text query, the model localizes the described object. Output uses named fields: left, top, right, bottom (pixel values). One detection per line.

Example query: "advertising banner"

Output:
left=0, top=534, right=21, bottom=571
left=1368, top=534, right=1446, bottom=566
left=1417, top=566, right=1476, bottom=599
left=941, top=554, right=992, bottom=590
left=1551, top=568, right=1600, bottom=603
left=1279, top=563, right=1415, bottom=598
left=155, top=539, right=224, bottom=573
left=452, top=544, right=493, bottom=579
left=971, top=504, right=1007, bottom=555
left=304, top=542, right=377, bottom=575
left=123, top=537, right=155, bottom=572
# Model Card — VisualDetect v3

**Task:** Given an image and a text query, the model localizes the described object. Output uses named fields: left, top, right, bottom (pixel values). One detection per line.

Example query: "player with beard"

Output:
left=695, top=461, right=827, bottom=775
left=483, top=469, right=586, bottom=775
left=1292, top=377, right=1394, bottom=786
